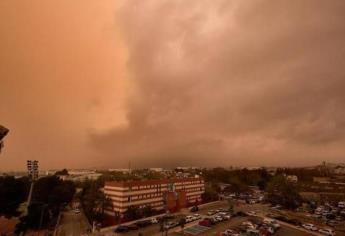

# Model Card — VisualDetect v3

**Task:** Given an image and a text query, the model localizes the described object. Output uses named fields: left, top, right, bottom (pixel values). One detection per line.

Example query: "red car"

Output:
left=199, top=219, right=212, bottom=227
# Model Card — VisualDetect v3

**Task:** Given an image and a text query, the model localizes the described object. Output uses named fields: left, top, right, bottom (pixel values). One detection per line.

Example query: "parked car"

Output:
left=214, top=215, right=223, bottom=222
left=207, top=210, right=216, bottom=216
left=136, top=220, right=151, bottom=228
left=326, top=220, right=338, bottom=227
left=114, top=225, right=129, bottom=233
left=274, top=215, right=288, bottom=222
left=151, top=218, right=158, bottom=224
left=263, top=218, right=276, bottom=224
left=319, top=228, right=335, bottom=236
left=199, top=219, right=212, bottom=227
left=127, top=223, right=139, bottom=230
left=246, top=228, right=260, bottom=235
left=74, top=209, right=80, bottom=214
left=185, top=215, right=194, bottom=223
left=193, top=214, right=201, bottom=220
left=190, top=206, right=199, bottom=212
left=164, top=221, right=178, bottom=229
left=234, top=211, right=248, bottom=217
left=242, top=221, right=256, bottom=229
left=222, top=229, right=240, bottom=236
left=271, top=205, right=282, bottom=209
left=287, top=218, right=302, bottom=226
left=302, top=223, right=318, bottom=231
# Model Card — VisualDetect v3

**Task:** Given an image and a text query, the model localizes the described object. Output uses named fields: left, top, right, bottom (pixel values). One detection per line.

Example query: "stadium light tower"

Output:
left=0, top=125, right=9, bottom=153
left=26, top=160, right=39, bottom=207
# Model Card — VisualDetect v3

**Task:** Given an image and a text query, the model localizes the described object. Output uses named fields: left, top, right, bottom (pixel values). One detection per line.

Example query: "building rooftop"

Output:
left=105, top=177, right=203, bottom=187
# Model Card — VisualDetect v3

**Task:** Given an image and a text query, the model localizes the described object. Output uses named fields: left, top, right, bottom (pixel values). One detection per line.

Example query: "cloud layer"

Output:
left=91, top=0, right=345, bottom=167
left=1, top=0, right=345, bottom=170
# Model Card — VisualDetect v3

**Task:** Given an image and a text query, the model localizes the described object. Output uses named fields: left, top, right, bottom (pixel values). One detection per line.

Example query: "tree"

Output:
left=201, top=183, right=219, bottom=202
left=54, top=169, right=69, bottom=176
left=16, top=175, right=76, bottom=232
left=227, top=199, right=235, bottom=213
left=141, top=205, right=153, bottom=217
left=266, top=175, right=302, bottom=209
left=226, top=177, right=249, bottom=194
left=32, top=176, right=75, bottom=216
left=123, top=206, right=140, bottom=221
left=78, top=181, right=110, bottom=224
left=0, top=176, right=29, bottom=218
left=179, top=218, right=186, bottom=234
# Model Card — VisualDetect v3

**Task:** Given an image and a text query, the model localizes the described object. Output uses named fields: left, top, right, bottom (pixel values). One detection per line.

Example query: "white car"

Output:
left=222, top=229, right=239, bottom=236
left=214, top=216, right=223, bottom=222
left=263, top=218, right=276, bottom=224
left=193, top=214, right=201, bottom=220
left=185, top=216, right=194, bottom=223
left=164, top=221, right=178, bottom=229
left=246, top=211, right=256, bottom=216
left=302, top=223, right=318, bottom=231
left=242, top=221, right=256, bottom=229
left=319, top=228, right=335, bottom=236
left=151, top=218, right=158, bottom=224
left=74, top=209, right=80, bottom=214
left=265, top=226, right=275, bottom=234
left=207, top=210, right=215, bottom=216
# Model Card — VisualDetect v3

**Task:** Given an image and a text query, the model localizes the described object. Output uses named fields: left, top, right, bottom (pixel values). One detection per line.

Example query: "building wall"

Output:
left=104, top=177, right=204, bottom=215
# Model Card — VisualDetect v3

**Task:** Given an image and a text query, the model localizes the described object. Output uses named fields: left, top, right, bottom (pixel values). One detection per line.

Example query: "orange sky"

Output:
left=1, top=0, right=345, bottom=170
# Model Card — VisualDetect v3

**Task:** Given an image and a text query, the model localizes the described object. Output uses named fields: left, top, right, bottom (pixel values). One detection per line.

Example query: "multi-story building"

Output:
left=104, top=177, right=205, bottom=215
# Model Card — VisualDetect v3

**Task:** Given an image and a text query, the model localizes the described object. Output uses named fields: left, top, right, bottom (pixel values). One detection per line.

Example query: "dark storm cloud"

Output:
left=91, top=0, right=345, bottom=167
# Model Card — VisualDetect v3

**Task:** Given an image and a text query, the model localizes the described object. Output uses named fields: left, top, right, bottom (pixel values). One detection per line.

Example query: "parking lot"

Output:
left=99, top=200, right=339, bottom=236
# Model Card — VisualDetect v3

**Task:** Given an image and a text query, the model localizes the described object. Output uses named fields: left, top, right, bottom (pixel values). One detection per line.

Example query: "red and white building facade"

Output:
left=104, top=177, right=205, bottom=215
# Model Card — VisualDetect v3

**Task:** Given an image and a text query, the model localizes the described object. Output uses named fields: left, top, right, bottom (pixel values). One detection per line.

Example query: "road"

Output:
left=57, top=210, right=90, bottom=236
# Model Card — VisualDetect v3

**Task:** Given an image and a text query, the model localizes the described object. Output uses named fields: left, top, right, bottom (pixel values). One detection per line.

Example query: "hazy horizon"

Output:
left=1, top=0, right=345, bottom=171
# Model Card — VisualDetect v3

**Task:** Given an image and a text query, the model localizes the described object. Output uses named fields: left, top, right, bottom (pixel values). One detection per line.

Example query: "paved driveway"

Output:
left=57, top=210, right=90, bottom=236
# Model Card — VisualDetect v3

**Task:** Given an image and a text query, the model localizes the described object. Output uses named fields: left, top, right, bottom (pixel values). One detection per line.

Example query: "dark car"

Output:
left=234, top=211, right=248, bottom=217
left=287, top=218, right=302, bottom=226
left=326, top=220, right=338, bottom=227
left=274, top=216, right=288, bottom=222
left=190, top=206, right=199, bottom=212
left=127, top=223, right=139, bottom=230
left=114, top=225, right=129, bottom=233
left=136, top=220, right=152, bottom=228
